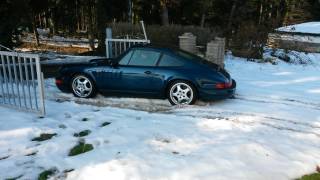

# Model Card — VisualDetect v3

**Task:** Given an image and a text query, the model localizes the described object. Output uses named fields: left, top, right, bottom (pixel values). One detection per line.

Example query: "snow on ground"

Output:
left=277, top=22, right=320, bottom=34
left=0, top=52, right=320, bottom=180
left=21, top=33, right=99, bottom=49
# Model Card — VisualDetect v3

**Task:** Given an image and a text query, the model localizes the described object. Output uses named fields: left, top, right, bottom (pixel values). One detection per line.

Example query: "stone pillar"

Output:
left=179, top=33, right=197, bottom=54
left=206, top=37, right=226, bottom=67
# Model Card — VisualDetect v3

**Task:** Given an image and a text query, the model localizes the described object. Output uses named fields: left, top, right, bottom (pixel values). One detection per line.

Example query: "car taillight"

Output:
left=55, top=79, right=63, bottom=85
left=215, top=81, right=232, bottom=89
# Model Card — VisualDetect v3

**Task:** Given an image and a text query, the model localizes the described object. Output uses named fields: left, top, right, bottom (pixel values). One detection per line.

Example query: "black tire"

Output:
left=71, top=74, right=97, bottom=98
left=167, top=80, right=197, bottom=105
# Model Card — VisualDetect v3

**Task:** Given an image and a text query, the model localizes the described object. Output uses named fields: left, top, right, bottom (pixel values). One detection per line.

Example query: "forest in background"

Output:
left=0, top=0, right=320, bottom=58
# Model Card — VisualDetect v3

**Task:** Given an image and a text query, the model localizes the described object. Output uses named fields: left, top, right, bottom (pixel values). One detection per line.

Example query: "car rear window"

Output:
left=175, top=49, right=219, bottom=69
left=158, top=54, right=184, bottom=67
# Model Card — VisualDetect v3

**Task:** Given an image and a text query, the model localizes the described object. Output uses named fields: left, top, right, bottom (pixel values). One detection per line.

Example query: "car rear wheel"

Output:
left=71, top=74, right=96, bottom=98
left=168, top=81, right=197, bottom=105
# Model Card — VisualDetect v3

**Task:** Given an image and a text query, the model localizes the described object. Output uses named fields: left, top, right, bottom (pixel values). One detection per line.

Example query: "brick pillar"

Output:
left=206, top=37, right=226, bottom=67
left=179, top=33, right=197, bottom=54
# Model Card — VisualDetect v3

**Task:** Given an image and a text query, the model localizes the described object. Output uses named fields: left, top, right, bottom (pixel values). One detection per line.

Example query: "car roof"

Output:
left=130, top=44, right=179, bottom=52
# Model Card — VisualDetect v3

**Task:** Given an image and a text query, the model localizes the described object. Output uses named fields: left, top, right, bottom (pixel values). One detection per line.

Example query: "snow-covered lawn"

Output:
left=0, top=52, right=320, bottom=180
left=277, top=22, right=320, bottom=34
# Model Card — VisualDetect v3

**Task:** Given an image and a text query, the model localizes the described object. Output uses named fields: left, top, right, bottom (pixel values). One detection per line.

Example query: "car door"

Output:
left=100, top=48, right=163, bottom=95
left=152, top=53, right=186, bottom=93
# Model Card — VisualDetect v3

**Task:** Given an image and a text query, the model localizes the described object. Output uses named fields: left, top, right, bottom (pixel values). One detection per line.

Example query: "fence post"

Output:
left=35, top=54, right=46, bottom=117
left=106, top=28, right=112, bottom=58
left=140, top=21, right=148, bottom=41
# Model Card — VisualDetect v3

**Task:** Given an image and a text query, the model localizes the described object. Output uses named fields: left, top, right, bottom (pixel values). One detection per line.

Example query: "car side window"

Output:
left=119, top=50, right=133, bottom=65
left=158, top=54, right=184, bottom=67
left=128, top=50, right=161, bottom=66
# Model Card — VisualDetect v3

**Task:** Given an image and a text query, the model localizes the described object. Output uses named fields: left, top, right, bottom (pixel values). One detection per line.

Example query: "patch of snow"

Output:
left=37, top=28, right=50, bottom=36
left=271, top=33, right=320, bottom=43
left=264, top=48, right=320, bottom=65
left=0, top=51, right=320, bottom=179
left=277, top=22, right=320, bottom=34
left=21, top=33, right=99, bottom=49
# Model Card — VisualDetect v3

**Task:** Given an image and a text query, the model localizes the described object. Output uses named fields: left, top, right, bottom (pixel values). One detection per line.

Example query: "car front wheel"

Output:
left=168, top=81, right=197, bottom=105
left=71, top=74, right=96, bottom=98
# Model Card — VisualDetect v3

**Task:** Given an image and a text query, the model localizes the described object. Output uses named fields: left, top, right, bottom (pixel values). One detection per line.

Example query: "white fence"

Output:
left=105, top=21, right=150, bottom=58
left=105, top=38, right=150, bottom=58
left=0, top=51, right=45, bottom=116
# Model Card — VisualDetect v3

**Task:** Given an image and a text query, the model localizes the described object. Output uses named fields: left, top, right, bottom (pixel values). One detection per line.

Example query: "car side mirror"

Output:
left=110, top=60, right=119, bottom=67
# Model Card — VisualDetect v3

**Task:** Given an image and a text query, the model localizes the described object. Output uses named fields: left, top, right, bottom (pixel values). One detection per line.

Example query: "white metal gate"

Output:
left=105, top=21, right=150, bottom=58
left=105, top=38, right=150, bottom=58
left=0, top=51, right=45, bottom=116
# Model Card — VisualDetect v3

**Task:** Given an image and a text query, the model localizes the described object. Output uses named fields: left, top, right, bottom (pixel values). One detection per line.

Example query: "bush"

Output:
left=68, top=142, right=94, bottom=156
left=297, top=172, right=320, bottom=180
left=230, top=21, right=274, bottom=59
left=108, top=23, right=220, bottom=48
left=32, top=133, right=57, bottom=142
left=101, top=122, right=111, bottom=127
left=73, top=130, right=91, bottom=137
left=38, top=169, right=57, bottom=180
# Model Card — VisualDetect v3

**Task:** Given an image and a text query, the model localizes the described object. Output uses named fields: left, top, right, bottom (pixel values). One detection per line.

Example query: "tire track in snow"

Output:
left=47, top=82, right=320, bottom=136
left=234, top=95, right=320, bottom=111
left=172, top=110, right=320, bottom=137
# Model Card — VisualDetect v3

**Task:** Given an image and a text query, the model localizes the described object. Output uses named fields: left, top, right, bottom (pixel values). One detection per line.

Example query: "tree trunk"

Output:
left=226, top=0, right=237, bottom=47
left=128, top=0, right=132, bottom=23
left=96, top=0, right=107, bottom=54
left=161, top=4, right=169, bottom=26
left=227, top=0, right=237, bottom=32
left=200, top=13, right=206, bottom=27
left=258, top=1, right=263, bottom=25
left=33, top=16, right=40, bottom=46
left=87, top=0, right=95, bottom=51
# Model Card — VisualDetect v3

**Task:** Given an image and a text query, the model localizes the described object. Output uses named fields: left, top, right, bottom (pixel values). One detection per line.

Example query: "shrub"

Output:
left=32, top=133, right=57, bottom=142
left=38, top=169, right=57, bottom=180
left=73, top=130, right=91, bottom=137
left=68, top=142, right=94, bottom=156
left=297, top=172, right=320, bottom=180
left=108, top=22, right=220, bottom=47
left=101, top=122, right=111, bottom=127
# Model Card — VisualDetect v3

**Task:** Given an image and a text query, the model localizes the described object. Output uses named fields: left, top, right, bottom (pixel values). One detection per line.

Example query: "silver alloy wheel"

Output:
left=72, top=75, right=93, bottom=98
left=169, top=82, right=194, bottom=105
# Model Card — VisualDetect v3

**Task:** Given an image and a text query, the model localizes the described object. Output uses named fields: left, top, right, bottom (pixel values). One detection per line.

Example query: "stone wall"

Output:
left=178, top=33, right=226, bottom=68
left=268, top=33, right=320, bottom=53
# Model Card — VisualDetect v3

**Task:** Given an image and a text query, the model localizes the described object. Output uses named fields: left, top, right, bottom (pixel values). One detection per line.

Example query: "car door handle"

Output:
left=144, top=71, right=152, bottom=75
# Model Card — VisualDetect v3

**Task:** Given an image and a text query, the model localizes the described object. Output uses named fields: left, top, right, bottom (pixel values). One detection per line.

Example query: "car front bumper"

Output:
left=198, top=79, right=236, bottom=101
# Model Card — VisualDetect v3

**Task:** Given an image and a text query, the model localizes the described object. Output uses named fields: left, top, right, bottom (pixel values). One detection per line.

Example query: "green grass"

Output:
left=101, top=122, right=111, bottom=127
left=68, top=142, right=94, bottom=156
left=73, top=130, right=91, bottom=137
left=297, top=173, right=320, bottom=180
left=25, top=151, right=37, bottom=156
left=5, top=175, right=23, bottom=180
left=63, top=169, right=75, bottom=173
left=82, top=118, right=89, bottom=121
left=0, top=155, right=10, bottom=160
left=32, top=133, right=57, bottom=142
left=38, top=169, right=55, bottom=180
left=58, top=124, right=67, bottom=129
